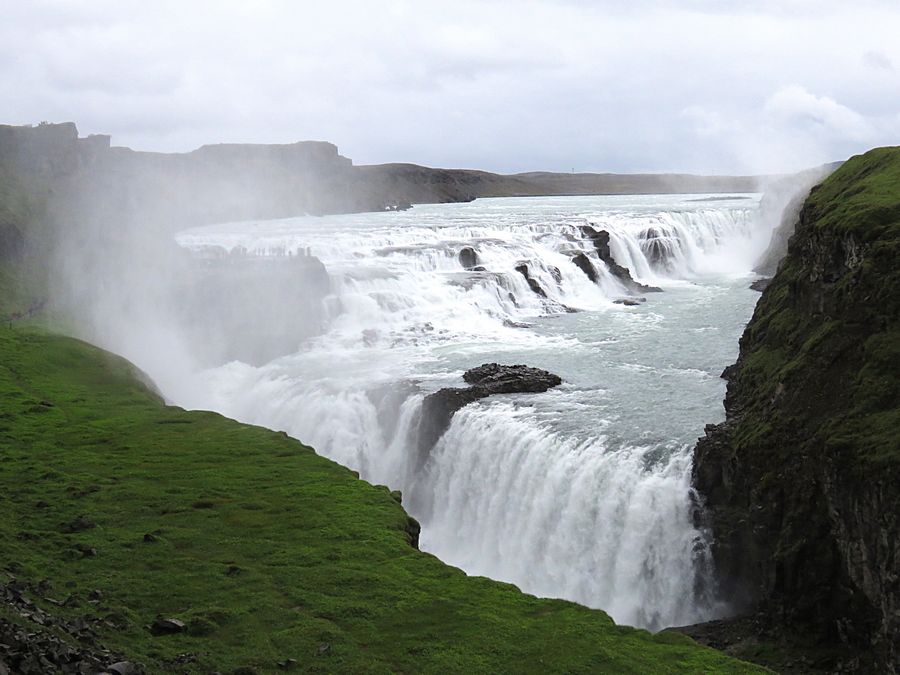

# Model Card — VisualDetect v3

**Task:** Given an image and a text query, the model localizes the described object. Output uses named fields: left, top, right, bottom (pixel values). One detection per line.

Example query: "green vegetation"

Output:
left=803, top=146, right=900, bottom=239
left=0, top=327, right=761, bottom=673
left=732, top=146, right=900, bottom=463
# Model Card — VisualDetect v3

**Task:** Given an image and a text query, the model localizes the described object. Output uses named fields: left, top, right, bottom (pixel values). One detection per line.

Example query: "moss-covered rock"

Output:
left=691, top=147, right=900, bottom=672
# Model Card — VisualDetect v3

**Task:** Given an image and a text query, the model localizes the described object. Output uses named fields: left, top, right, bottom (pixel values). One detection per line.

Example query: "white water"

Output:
left=171, top=194, right=769, bottom=630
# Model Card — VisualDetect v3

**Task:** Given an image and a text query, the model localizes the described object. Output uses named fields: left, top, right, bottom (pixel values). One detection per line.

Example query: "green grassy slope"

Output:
left=0, top=327, right=762, bottom=673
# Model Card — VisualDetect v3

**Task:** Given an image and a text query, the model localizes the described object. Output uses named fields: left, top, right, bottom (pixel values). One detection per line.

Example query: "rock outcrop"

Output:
left=514, top=263, right=548, bottom=298
left=0, top=578, right=137, bottom=675
left=748, top=278, right=771, bottom=293
left=458, top=246, right=479, bottom=270
left=580, top=225, right=663, bottom=293
left=689, top=148, right=900, bottom=673
left=570, top=252, right=599, bottom=283
left=417, top=364, right=562, bottom=463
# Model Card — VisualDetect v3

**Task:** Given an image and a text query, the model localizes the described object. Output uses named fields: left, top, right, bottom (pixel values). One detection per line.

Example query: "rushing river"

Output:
left=173, top=194, right=769, bottom=630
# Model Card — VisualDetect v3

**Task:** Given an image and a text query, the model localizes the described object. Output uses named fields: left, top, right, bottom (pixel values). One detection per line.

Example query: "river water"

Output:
left=173, top=193, right=768, bottom=630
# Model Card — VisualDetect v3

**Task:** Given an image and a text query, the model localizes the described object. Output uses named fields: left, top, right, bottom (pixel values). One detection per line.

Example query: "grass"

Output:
left=0, top=326, right=762, bottom=673
left=803, top=145, right=900, bottom=240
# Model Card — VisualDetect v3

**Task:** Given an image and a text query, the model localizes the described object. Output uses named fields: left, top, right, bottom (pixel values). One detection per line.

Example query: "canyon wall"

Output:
left=692, top=147, right=900, bottom=672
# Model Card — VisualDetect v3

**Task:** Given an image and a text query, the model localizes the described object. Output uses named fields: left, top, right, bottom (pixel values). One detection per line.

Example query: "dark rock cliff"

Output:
left=690, top=148, right=900, bottom=672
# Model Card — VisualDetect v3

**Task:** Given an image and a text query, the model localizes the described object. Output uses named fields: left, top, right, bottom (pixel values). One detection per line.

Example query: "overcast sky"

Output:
left=2, top=0, right=899, bottom=174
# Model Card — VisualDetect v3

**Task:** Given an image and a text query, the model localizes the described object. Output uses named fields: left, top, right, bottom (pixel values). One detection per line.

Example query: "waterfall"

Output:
left=417, top=404, right=715, bottom=630
left=166, top=194, right=766, bottom=630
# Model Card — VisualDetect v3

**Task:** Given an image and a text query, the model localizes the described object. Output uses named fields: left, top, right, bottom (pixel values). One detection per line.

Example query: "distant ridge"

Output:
left=2, top=121, right=762, bottom=232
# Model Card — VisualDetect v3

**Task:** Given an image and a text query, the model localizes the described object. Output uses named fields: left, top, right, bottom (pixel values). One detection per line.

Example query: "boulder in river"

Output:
left=458, top=247, right=479, bottom=270
left=462, top=363, right=562, bottom=391
left=417, top=363, right=562, bottom=463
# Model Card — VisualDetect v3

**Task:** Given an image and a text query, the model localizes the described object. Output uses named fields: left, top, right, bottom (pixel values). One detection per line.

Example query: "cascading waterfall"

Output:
left=418, top=404, right=712, bottom=630
left=169, top=194, right=767, bottom=630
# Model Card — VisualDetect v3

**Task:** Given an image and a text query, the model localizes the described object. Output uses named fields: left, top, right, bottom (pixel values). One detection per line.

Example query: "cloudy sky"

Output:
left=2, top=0, right=899, bottom=173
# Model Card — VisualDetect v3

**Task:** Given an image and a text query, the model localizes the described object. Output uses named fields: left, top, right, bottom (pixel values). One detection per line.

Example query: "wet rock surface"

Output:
left=672, top=614, right=857, bottom=674
left=461, top=363, right=562, bottom=391
left=458, top=246, right=479, bottom=270
left=570, top=252, right=598, bottom=283
left=514, top=263, right=548, bottom=298
left=749, top=277, right=772, bottom=292
left=580, top=225, right=663, bottom=293
left=640, top=227, right=669, bottom=267
left=417, top=363, right=562, bottom=462
left=752, top=162, right=839, bottom=277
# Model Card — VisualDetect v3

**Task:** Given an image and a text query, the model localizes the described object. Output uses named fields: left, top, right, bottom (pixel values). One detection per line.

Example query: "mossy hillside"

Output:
left=0, top=327, right=762, bottom=673
left=802, top=145, right=900, bottom=239
left=729, top=147, right=900, bottom=464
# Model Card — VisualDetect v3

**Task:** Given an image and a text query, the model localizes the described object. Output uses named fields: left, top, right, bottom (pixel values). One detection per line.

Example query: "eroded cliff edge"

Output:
left=689, top=147, right=900, bottom=672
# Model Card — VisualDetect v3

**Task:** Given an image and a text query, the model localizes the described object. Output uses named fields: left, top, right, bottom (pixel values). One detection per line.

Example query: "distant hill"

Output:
left=1, top=122, right=762, bottom=236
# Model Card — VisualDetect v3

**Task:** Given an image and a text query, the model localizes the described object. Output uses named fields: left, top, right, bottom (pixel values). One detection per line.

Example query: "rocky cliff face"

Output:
left=692, top=147, right=900, bottom=672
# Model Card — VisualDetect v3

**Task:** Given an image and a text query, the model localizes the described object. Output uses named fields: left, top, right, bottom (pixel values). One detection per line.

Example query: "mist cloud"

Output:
left=2, top=0, right=899, bottom=173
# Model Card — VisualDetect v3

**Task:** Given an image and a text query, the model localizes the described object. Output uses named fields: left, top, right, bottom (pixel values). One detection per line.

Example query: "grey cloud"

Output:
left=863, top=50, right=895, bottom=72
left=2, top=0, right=900, bottom=174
